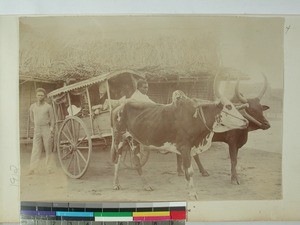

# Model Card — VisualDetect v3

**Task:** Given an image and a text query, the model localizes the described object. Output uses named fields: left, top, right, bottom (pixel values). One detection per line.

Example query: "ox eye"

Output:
left=225, top=105, right=232, bottom=110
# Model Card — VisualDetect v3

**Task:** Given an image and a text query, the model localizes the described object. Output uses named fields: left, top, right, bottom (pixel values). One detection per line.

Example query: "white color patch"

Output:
left=146, top=142, right=181, bottom=155
left=95, top=217, right=133, bottom=222
left=191, top=132, right=214, bottom=156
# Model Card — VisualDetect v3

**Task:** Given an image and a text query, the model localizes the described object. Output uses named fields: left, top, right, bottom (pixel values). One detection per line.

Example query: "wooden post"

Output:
left=67, top=92, right=75, bottom=136
left=67, top=93, right=73, bottom=115
left=52, top=99, right=58, bottom=125
left=85, top=87, right=94, bottom=135
left=51, top=99, right=58, bottom=152
left=105, top=80, right=113, bottom=137
left=106, top=80, right=113, bottom=114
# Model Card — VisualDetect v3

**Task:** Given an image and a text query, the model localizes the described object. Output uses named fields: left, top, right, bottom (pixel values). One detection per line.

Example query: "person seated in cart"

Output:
left=103, top=79, right=154, bottom=113
left=130, top=79, right=155, bottom=103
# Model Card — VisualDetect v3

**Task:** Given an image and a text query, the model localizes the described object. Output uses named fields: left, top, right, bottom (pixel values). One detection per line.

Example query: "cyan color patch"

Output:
left=56, top=211, right=94, bottom=217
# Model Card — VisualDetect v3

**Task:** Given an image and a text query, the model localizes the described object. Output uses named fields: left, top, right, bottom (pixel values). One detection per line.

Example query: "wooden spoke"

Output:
left=77, top=146, right=89, bottom=150
left=73, top=152, right=76, bottom=175
left=77, top=150, right=87, bottom=164
left=76, top=135, right=87, bottom=147
left=75, top=152, right=82, bottom=174
left=59, top=144, right=69, bottom=149
left=67, top=153, right=75, bottom=171
left=61, top=150, right=72, bottom=160
left=65, top=122, right=74, bottom=142
left=71, top=119, right=75, bottom=139
left=61, top=130, right=73, bottom=145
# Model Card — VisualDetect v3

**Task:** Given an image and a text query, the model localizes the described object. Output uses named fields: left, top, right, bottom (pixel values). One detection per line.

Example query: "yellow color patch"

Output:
left=133, top=211, right=170, bottom=217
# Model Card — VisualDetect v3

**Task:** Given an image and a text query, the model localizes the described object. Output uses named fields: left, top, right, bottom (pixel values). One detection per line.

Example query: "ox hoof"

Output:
left=113, top=185, right=121, bottom=190
left=144, top=185, right=154, bottom=191
left=178, top=171, right=184, bottom=176
left=231, top=177, right=240, bottom=185
left=201, top=170, right=209, bottom=177
left=189, top=192, right=198, bottom=200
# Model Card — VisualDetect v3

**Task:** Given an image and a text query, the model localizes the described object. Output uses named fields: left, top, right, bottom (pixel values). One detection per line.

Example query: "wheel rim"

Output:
left=121, top=138, right=150, bottom=169
left=57, top=116, right=92, bottom=178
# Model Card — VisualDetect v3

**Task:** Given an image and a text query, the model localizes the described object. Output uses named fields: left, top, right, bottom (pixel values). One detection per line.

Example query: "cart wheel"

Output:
left=121, top=137, right=150, bottom=169
left=57, top=116, right=92, bottom=178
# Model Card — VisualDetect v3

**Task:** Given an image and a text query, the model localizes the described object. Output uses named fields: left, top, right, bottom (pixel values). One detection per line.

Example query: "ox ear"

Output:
left=262, top=105, right=270, bottom=111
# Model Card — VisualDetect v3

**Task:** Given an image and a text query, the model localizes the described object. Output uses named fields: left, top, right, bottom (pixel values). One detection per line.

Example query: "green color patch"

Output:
left=94, top=212, right=132, bottom=217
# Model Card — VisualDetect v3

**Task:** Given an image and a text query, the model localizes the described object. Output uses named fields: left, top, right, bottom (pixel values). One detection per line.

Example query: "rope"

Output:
left=194, top=107, right=213, bottom=132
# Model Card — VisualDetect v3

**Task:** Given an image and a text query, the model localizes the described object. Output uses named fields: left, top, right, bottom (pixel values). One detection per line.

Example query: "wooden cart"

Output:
left=48, top=70, right=150, bottom=178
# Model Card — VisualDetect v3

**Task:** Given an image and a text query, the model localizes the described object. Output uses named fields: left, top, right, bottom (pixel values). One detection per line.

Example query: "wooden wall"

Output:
left=148, top=77, right=214, bottom=104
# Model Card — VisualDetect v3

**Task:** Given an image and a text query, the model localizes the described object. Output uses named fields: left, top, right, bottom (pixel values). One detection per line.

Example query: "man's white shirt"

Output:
left=130, top=90, right=155, bottom=103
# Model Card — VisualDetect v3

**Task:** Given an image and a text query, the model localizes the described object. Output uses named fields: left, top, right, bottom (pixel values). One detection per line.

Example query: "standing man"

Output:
left=28, top=88, right=54, bottom=175
left=130, top=79, right=155, bottom=103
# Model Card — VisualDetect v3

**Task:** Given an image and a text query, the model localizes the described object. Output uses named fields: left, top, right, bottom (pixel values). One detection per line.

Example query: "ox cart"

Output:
left=48, top=70, right=150, bottom=178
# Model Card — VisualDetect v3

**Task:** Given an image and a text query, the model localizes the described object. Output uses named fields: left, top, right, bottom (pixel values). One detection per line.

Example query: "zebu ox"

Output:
left=177, top=74, right=271, bottom=184
left=111, top=90, right=248, bottom=199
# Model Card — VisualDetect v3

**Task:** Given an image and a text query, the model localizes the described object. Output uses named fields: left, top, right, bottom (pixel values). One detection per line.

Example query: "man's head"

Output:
left=36, top=88, right=46, bottom=103
left=136, top=79, right=149, bottom=95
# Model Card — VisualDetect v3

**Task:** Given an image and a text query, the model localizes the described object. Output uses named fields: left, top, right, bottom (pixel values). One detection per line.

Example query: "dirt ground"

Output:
left=20, top=120, right=282, bottom=202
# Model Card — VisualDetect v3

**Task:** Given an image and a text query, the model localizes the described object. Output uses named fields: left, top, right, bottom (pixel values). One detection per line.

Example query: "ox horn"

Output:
left=257, top=73, right=268, bottom=100
left=235, top=76, right=248, bottom=104
left=213, top=72, right=222, bottom=99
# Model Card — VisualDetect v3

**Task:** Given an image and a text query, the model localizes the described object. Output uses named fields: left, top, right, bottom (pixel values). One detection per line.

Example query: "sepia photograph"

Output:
left=19, top=15, right=284, bottom=202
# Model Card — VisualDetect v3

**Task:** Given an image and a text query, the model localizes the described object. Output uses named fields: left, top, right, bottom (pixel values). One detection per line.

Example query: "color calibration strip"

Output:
left=21, top=202, right=186, bottom=224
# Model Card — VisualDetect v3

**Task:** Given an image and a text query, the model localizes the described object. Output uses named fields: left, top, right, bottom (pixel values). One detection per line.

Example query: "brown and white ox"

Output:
left=111, top=89, right=248, bottom=199
left=177, top=73, right=271, bottom=184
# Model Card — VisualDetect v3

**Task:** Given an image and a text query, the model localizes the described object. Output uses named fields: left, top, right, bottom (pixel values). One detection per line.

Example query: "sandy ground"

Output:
left=20, top=120, right=282, bottom=202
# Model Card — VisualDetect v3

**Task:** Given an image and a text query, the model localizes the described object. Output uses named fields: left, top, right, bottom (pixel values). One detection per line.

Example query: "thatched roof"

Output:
left=19, top=17, right=249, bottom=83
left=19, top=18, right=225, bottom=82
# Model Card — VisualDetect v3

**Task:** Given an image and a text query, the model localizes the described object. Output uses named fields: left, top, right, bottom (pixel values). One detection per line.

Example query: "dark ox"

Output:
left=111, top=93, right=248, bottom=199
left=177, top=74, right=271, bottom=184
